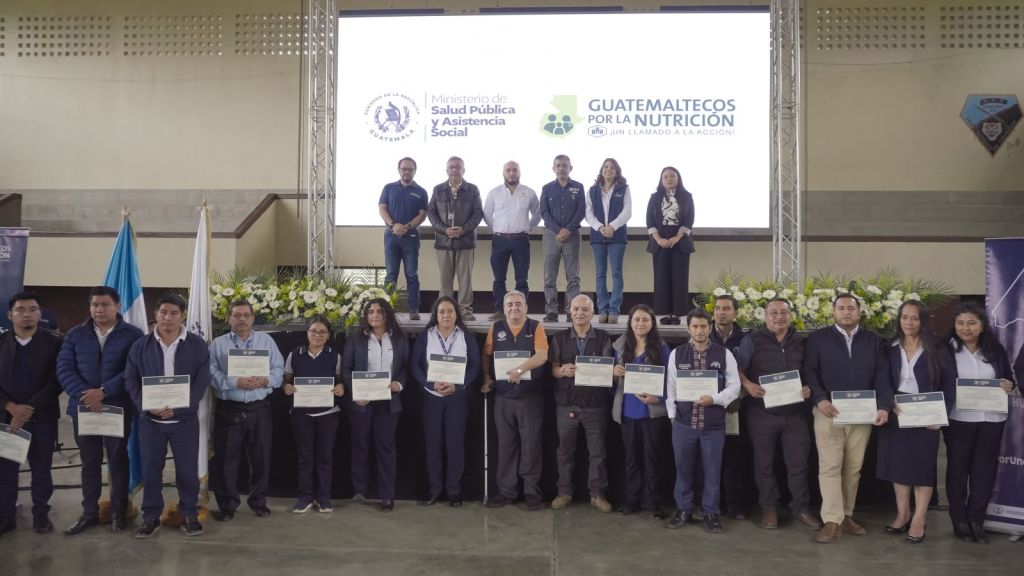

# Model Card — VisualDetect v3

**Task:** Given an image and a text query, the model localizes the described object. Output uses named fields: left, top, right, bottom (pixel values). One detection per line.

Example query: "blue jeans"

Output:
left=383, top=233, right=421, bottom=312
left=490, top=234, right=531, bottom=310
left=591, top=242, right=626, bottom=316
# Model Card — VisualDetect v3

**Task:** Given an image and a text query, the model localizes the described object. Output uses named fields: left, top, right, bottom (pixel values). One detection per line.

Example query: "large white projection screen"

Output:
left=336, top=11, right=769, bottom=229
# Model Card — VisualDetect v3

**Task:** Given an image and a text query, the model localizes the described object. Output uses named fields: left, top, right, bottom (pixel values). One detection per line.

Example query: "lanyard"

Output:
left=434, top=328, right=459, bottom=356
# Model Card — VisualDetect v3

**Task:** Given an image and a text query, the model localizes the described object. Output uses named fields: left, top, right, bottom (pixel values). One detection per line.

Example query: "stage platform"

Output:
left=396, top=313, right=692, bottom=341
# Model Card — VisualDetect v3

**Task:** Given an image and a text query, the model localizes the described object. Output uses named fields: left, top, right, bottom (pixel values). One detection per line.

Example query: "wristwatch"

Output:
left=515, top=367, right=524, bottom=376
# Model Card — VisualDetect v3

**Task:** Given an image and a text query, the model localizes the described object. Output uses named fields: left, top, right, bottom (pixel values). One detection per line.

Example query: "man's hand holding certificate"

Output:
left=229, top=349, right=271, bottom=390
left=759, top=370, right=804, bottom=408
left=76, top=405, right=125, bottom=438
left=829, top=390, right=879, bottom=425
left=494, top=351, right=531, bottom=382
left=142, top=375, right=190, bottom=412
left=573, top=356, right=614, bottom=388
left=0, top=424, right=31, bottom=465
left=674, top=370, right=718, bottom=402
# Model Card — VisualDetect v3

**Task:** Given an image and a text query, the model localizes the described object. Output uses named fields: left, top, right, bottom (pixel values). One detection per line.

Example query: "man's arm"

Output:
left=56, top=331, right=92, bottom=399
left=462, top=187, right=485, bottom=232
left=482, top=189, right=495, bottom=229
left=528, top=189, right=541, bottom=229
left=540, top=187, right=560, bottom=234
left=665, top=348, right=678, bottom=419
left=569, top=187, right=586, bottom=232
left=28, top=336, right=64, bottom=410
left=123, top=341, right=144, bottom=412
left=426, top=188, right=447, bottom=233
left=208, top=337, right=237, bottom=394
left=714, top=351, right=742, bottom=407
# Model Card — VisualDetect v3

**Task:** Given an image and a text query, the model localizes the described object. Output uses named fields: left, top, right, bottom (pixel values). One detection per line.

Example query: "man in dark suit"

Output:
left=803, top=294, right=892, bottom=543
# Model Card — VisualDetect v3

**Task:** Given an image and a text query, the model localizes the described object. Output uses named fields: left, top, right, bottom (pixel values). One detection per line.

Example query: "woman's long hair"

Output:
left=593, top=157, right=627, bottom=188
left=356, top=298, right=404, bottom=340
left=656, top=166, right=688, bottom=196
left=947, top=301, right=1006, bottom=366
left=893, top=300, right=944, bottom=388
left=622, top=304, right=664, bottom=366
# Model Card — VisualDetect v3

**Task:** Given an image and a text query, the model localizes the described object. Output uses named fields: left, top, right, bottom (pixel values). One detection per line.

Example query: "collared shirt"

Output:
left=665, top=344, right=741, bottom=419
left=835, top=323, right=860, bottom=356
left=424, top=326, right=468, bottom=397
left=951, top=345, right=1004, bottom=424
left=584, top=184, right=632, bottom=231
left=483, top=183, right=540, bottom=233
left=366, top=331, right=397, bottom=390
left=378, top=180, right=428, bottom=234
left=894, top=341, right=923, bottom=394
left=154, top=326, right=187, bottom=424
left=540, top=179, right=586, bottom=233
left=94, top=324, right=114, bottom=352
left=209, top=330, right=285, bottom=402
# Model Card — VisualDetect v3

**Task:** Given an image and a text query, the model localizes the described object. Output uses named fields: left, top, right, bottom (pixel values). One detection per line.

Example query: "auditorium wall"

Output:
left=2, top=0, right=1022, bottom=297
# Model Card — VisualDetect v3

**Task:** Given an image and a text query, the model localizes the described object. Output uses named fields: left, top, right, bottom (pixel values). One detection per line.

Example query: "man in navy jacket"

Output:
left=58, top=286, right=144, bottom=535
left=803, top=294, right=891, bottom=543
left=124, top=294, right=210, bottom=539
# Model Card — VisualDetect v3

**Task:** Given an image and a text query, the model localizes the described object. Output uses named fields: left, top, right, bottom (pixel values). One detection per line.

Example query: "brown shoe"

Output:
left=842, top=516, right=866, bottom=535
left=551, top=495, right=572, bottom=510
left=591, top=496, right=613, bottom=513
left=816, top=522, right=841, bottom=543
left=796, top=511, right=824, bottom=529
left=760, top=508, right=778, bottom=530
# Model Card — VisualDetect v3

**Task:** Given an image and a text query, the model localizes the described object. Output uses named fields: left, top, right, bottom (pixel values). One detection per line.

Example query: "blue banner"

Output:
left=984, top=237, right=1024, bottom=536
left=0, top=228, right=30, bottom=332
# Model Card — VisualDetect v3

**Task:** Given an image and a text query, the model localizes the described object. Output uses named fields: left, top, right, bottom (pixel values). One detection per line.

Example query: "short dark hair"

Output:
left=89, top=285, right=121, bottom=304
left=686, top=308, right=712, bottom=326
left=832, top=293, right=860, bottom=308
left=397, top=157, right=416, bottom=170
left=553, top=154, right=571, bottom=164
left=8, top=290, right=41, bottom=311
left=155, top=293, right=186, bottom=313
left=228, top=300, right=254, bottom=316
left=713, top=294, right=739, bottom=310
left=765, top=296, right=792, bottom=309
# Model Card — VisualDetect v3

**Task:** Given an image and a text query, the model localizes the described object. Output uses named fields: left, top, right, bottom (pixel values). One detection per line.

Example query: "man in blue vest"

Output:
left=378, top=157, right=429, bottom=320
left=539, top=155, right=586, bottom=323
left=481, top=290, right=549, bottom=509
left=665, top=308, right=740, bottom=533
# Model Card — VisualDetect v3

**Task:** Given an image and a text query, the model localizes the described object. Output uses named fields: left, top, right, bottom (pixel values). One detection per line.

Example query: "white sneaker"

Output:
left=291, top=501, right=313, bottom=514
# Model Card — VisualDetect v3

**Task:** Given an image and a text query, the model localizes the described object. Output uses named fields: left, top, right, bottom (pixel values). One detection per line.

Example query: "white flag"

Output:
left=186, top=205, right=213, bottom=491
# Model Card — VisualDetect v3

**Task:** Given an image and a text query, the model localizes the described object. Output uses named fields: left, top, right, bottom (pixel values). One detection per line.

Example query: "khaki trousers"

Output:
left=813, top=407, right=871, bottom=524
left=436, top=248, right=475, bottom=313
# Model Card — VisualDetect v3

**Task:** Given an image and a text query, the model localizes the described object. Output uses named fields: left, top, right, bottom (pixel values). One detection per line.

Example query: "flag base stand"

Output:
left=159, top=502, right=211, bottom=527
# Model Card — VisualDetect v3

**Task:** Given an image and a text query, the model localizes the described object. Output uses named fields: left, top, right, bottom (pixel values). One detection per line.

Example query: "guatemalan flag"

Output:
left=187, top=204, right=213, bottom=498
left=102, top=216, right=147, bottom=493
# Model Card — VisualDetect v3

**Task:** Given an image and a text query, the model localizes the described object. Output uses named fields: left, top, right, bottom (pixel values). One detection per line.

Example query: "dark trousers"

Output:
left=695, top=432, right=746, bottom=513
left=0, top=419, right=56, bottom=518
left=73, top=411, right=131, bottom=517
left=383, top=233, right=421, bottom=312
left=422, top=391, right=468, bottom=498
left=651, top=248, right=690, bottom=316
left=747, top=407, right=810, bottom=513
left=622, top=416, right=668, bottom=508
left=291, top=411, right=340, bottom=503
left=944, top=419, right=1005, bottom=524
left=494, top=394, right=544, bottom=499
left=212, top=401, right=272, bottom=512
left=490, top=234, right=531, bottom=310
left=556, top=405, right=608, bottom=498
left=139, top=416, right=199, bottom=521
left=672, top=421, right=725, bottom=514
left=349, top=403, right=399, bottom=501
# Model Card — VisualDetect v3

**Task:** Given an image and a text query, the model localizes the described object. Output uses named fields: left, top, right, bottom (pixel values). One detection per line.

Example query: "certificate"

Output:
left=674, top=370, right=719, bottom=402
left=725, top=412, right=740, bottom=436
left=494, top=351, right=532, bottom=381
left=831, top=390, right=877, bottom=425
left=142, top=375, right=190, bottom=411
left=573, top=356, right=614, bottom=388
left=427, top=354, right=467, bottom=384
left=227, top=349, right=271, bottom=378
left=0, top=424, right=31, bottom=465
left=624, top=364, right=665, bottom=397
left=896, top=392, right=949, bottom=428
left=293, top=377, right=336, bottom=409
left=352, top=371, right=392, bottom=402
left=956, top=379, right=1008, bottom=413
left=76, top=405, right=125, bottom=438
left=760, top=370, right=804, bottom=409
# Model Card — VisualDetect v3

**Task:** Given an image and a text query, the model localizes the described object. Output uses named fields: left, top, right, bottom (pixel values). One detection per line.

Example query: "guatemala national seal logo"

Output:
left=365, top=93, right=420, bottom=142
left=960, top=95, right=1021, bottom=156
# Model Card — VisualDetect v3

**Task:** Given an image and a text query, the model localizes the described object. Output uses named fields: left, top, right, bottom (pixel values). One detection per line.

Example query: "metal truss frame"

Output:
left=770, top=0, right=802, bottom=285
left=306, top=0, right=337, bottom=275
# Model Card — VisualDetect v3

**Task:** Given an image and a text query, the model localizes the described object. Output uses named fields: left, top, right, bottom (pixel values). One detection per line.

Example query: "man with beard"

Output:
left=482, top=161, right=540, bottom=321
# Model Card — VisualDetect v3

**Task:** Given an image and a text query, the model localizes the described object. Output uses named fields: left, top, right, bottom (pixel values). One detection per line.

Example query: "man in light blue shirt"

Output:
left=208, top=300, right=284, bottom=520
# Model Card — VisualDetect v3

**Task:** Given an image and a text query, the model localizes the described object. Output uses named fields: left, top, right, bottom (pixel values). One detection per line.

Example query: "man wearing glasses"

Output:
left=378, top=157, right=428, bottom=320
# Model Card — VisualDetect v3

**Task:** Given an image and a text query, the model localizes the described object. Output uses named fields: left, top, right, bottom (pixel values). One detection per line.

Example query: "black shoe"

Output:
left=906, top=528, right=926, bottom=544
left=409, top=312, right=421, bottom=321
left=213, top=509, right=235, bottom=522
left=449, top=497, right=463, bottom=508
left=884, top=522, right=910, bottom=535
left=380, top=500, right=394, bottom=512
left=667, top=511, right=692, bottom=529
left=63, top=515, right=99, bottom=536
left=180, top=517, right=204, bottom=537
left=704, top=513, right=723, bottom=533
left=486, top=495, right=510, bottom=508
left=32, top=514, right=53, bottom=534
left=970, top=522, right=988, bottom=544
left=418, top=495, right=439, bottom=506
left=134, top=518, right=161, bottom=539
left=111, top=511, right=128, bottom=532
left=0, top=516, right=15, bottom=537
left=651, top=507, right=666, bottom=521
left=725, top=508, right=746, bottom=521
left=618, top=502, right=640, bottom=515
left=252, top=506, right=272, bottom=518
left=544, top=313, right=559, bottom=323
left=525, top=495, right=542, bottom=512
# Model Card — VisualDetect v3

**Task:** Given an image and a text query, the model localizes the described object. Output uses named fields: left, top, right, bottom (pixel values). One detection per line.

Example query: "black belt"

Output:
left=494, top=232, right=528, bottom=239
left=218, top=397, right=270, bottom=412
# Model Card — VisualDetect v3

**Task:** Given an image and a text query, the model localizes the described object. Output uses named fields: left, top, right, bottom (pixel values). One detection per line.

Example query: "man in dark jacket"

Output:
left=0, top=291, right=63, bottom=537
left=124, top=294, right=211, bottom=539
left=58, top=286, right=144, bottom=535
left=426, top=156, right=483, bottom=321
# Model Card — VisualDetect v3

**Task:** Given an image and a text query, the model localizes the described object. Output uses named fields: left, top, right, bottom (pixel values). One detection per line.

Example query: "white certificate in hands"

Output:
left=352, top=371, right=392, bottom=402
left=494, top=351, right=531, bottom=381
left=956, top=379, right=1008, bottom=413
left=573, top=356, right=614, bottom=388
left=228, top=349, right=271, bottom=378
left=760, top=370, right=804, bottom=409
left=624, top=364, right=665, bottom=397
left=896, top=392, right=949, bottom=428
left=725, top=412, right=740, bottom=436
left=0, top=424, right=31, bottom=465
left=293, top=377, right=336, bottom=409
left=427, top=354, right=467, bottom=385
left=674, top=369, right=719, bottom=402
left=831, top=390, right=877, bottom=425
left=142, top=375, right=191, bottom=411
left=76, top=405, right=125, bottom=438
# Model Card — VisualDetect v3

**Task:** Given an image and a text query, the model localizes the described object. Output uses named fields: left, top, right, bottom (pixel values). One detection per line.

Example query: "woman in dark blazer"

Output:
left=409, top=296, right=481, bottom=507
left=877, top=300, right=954, bottom=543
left=645, top=166, right=695, bottom=325
left=341, top=298, right=408, bottom=512
left=943, top=301, right=1015, bottom=543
